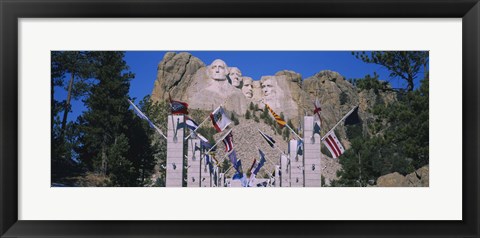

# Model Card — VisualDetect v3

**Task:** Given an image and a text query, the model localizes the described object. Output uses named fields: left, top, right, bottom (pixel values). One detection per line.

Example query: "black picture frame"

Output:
left=1, top=0, right=479, bottom=237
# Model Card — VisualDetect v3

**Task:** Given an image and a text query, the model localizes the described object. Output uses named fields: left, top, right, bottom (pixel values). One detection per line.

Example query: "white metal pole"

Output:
left=321, top=106, right=358, bottom=141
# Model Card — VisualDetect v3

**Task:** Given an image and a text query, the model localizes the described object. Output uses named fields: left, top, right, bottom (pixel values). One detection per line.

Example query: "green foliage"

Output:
left=245, top=110, right=251, bottom=120
left=333, top=77, right=429, bottom=186
left=231, top=112, right=240, bottom=125
left=73, top=52, right=160, bottom=187
left=249, top=102, right=255, bottom=110
left=221, top=159, right=231, bottom=173
left=352, top=51, right=429, bottom=91
left=351, top=73, right=389, bottom=94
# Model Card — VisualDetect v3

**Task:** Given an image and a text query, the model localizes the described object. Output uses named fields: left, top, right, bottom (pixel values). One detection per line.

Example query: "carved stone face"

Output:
left=241, top=77, right=253, bottom=98
left=208, top=59, right=228, bottom=81
left=228, top=67, right=242, bottom=87
left=261, top=77, right=276, bottom=100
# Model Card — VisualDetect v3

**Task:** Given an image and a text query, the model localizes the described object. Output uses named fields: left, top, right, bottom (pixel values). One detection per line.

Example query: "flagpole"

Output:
left=256, top=128, right=286, bottom=155
left=184, top=114, right=210, bottom=140
left=321, top=106, right=358, bottom=141
left=127, top=99, right=168, bottom=140
left=205, top=128, right=233, bottom=154
left=285, top=124, right=303, bottom=141
left=184, top=97, right=232, bottom=140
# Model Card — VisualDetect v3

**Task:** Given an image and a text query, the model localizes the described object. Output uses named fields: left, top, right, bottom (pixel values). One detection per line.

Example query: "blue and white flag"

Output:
left=185, top=116, right=199, bottom=131
left=258, top=129, right=276, bottom=148
left=128, top=99, right=166, bottom=139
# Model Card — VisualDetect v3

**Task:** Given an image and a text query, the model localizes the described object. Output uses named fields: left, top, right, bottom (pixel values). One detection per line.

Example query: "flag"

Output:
left=252, top=149, right=267, bottom=175
left=322, top=131, right=345, bottom=159
left=222, top=131, right=234, bottom=152
left=312, top=99, right=322, bottom=139
left=184, top=116, right=199, bottom=131
left=296, top=140, right=303, bottom=156
left=258, top=129, right=276, bottom=148
left=313, top=122, right=321, bottom=136
left=313, top=98, right=322, bottom=125
left=232, top=171, right=244, bottom=180
left=265, top=104, right=286, bottom=128
left=248, top=174, right=256, bottom=187
left=194, top=142, right=201, bottom=151
left=127, top=99, right=166, bottom=138
left=169, top=93, right=189, bottom=115
left=213, top=165, right=218, bottom=186
left=200, top=140, right=213, bottom=152
left=181, top=116, right=208, bottom=142
left=234, top=159, right=243, bottom=173
left=241, top=174, right=249, bottom=187
left=205, top=154, right=214, bottom=174
left=202, top=141, right=216, bottom=153
left=344, top=106, right=361, bottom=125
left=210, top=106, right=232, bottom=132
left=196, top=133, right=209, bottom=143
left=228, top=149, right=238, bottom=165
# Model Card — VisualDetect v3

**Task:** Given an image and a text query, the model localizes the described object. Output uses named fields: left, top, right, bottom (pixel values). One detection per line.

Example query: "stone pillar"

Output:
left=186, top=138, right=201, bottom=187
left=219, top=173, right=225, bottom=187
left=289, top=139, right=304, bottom=187
left=200, top=154, right=212, bottom=187
left=303, top=116, right=322, bottom=187
left=274, top=165, right=280, bottom=187
left=280, top=154, right=290, bottom=187
left=166, top=115, right=185, bottom=187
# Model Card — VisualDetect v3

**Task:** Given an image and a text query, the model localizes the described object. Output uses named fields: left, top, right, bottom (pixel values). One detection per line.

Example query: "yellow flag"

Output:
left=266, top=104, right=286, bottom=128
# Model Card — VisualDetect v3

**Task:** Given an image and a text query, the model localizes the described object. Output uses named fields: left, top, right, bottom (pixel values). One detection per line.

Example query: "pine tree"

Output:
left=249, top=102, right=255, bottom=111
left=352, top=51, right=428, bottom=91
left=245, top=110, right=251, bottom=120
left=76, top=52, right=156, bottom=186
left=51, top=51, right=93, bottom=137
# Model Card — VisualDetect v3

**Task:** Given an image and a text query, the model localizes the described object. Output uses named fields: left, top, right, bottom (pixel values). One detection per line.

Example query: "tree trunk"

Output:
left=61, top=72, right=75, bottom=136
left=407, top=77, right=414, bottom=91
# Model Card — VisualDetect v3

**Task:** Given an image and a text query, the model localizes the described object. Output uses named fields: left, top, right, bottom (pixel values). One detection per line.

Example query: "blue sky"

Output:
left=55, top=51, right=427, bottom=122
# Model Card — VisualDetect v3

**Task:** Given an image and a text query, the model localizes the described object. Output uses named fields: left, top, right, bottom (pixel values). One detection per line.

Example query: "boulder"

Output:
left=376, top=172, right=408, bottom=187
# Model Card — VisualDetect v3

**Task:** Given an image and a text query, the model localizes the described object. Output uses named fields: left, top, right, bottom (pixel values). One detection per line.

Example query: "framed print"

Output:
left=1, top=0, right=479, bottom=237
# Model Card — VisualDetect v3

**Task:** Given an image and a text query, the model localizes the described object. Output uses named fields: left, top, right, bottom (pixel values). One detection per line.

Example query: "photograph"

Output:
left=2, top=0, right=479, bottom=236
left=51, top=51, right=429, bottom=188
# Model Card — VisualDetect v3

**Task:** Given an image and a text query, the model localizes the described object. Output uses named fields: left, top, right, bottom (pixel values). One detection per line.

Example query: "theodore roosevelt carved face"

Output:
left=208, top=59, right=228, bottom=81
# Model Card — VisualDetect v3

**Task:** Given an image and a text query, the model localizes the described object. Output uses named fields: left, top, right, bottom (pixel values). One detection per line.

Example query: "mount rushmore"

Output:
left=150, top=52, right=396, bottom=138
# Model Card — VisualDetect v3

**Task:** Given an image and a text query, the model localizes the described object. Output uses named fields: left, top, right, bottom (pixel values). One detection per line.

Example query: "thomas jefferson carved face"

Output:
left=228, top=67, right=242, bottom=87
left=241, top=77, right=253, bottom=98
left=208, top=59, right=228, bottom=81
left=261, top=77, right=276, bottom=100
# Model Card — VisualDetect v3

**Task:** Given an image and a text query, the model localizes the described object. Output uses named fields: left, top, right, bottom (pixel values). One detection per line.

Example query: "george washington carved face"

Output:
left=208, top=59, right=228, bottom=81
